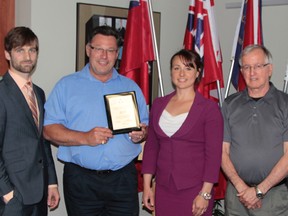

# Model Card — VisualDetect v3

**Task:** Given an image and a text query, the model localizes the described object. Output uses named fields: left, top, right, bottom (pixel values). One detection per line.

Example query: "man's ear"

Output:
left=268, top=63, right=273, bottom=78
left=4, top=50, right=11, bottom=61
left=85, top=44, right=90, bottom=58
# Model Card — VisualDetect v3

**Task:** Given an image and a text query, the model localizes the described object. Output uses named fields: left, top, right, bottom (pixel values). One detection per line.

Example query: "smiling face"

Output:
left=241, top=48, right=272, bottom=96
left=86, top=34, right=119, bottom=82
left=4, top=27, right=39, bottom=79
left=171, top=55, right=199, bottom=91
left=5, top=41, right=38, bottom=76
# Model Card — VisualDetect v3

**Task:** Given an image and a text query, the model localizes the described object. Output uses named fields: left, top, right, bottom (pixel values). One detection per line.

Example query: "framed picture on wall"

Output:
left=76, top=3, right=161, bottom=102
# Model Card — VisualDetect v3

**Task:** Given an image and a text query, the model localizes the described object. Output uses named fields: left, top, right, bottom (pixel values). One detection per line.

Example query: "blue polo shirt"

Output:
left=44, top=64, right=149, bottom=170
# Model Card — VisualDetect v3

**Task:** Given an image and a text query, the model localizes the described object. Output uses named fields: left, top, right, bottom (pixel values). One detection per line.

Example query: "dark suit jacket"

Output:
left=0, top=72, right=57, bottom=205
left=142, top=91, right=223, bottom=190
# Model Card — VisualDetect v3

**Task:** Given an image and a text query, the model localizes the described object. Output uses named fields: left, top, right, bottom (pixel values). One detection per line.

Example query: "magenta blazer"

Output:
left=142, top=91, right=223, bottom=190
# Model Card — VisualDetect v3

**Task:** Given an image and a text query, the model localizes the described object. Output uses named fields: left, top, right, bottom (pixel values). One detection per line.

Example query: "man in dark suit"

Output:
left=0, top=26, right=59, bottom=216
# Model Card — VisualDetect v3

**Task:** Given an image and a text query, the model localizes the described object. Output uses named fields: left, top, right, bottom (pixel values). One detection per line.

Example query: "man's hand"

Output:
left=47, top=186, right=60, bottom=211
left=129, top=123, right=147, bottom=143
left=85, top=127, right=113, bottom=146
left=237, top=187, right=262, bottom=209
left=3, top=190, right=14, bottom=204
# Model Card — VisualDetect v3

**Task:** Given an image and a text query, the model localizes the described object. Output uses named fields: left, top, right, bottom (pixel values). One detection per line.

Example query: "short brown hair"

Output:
left=4, top=26, right=39, bottom=52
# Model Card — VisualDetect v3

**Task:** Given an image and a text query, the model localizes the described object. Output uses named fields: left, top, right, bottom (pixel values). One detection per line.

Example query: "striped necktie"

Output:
left=24, top=82, right=39, bottom=128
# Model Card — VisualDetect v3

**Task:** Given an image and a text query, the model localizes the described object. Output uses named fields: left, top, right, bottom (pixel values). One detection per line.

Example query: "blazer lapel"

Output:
left=3, top=73, right=40, bottom=135
left=34, top=87, right=43, bottom=135
left=152, top=92, right=207, bottom=138
left=153, top=93, right=174, bottom=137
left=171, top=92, right=206, bottom=138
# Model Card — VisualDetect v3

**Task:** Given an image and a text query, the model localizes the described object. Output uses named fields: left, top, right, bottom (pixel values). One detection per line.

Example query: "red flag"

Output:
left=184, top=0, right=224, bottom=101
left=119, top=0, right=155, bottom=104
left=183, top=0, right=226, bottom=200
left=231, top=0, right=263, bottom=91
left=119, top=0, right=155, bottom=192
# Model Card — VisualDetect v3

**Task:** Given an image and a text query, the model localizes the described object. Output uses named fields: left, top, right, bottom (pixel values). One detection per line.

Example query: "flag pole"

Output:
left=147, top=0, right=164, bottom=97
left=283, top=63, right=288, bottom=93
left=216, top=80, right=223, bottom=107
left=224, top=58, right=235, bottom=99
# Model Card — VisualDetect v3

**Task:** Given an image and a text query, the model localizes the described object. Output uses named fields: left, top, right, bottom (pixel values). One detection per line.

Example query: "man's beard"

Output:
left=11, top=60, right=36, bottom=74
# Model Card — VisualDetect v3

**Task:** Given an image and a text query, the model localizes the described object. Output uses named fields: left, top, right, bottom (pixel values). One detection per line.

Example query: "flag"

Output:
left=119, top=0, right=155, bottom=105
left=184, top=0, right=224, bottom=101
left=0, top=0, right=15, bottom=76
left=183, top=0, right=226, bottom=200
left=119, top=0, right=156, bottom=192
left=231, top=0, right=263, bottom=91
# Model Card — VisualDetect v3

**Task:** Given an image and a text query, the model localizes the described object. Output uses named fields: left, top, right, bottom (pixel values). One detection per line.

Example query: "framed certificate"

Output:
left=104, top=91, right=141, bottom=134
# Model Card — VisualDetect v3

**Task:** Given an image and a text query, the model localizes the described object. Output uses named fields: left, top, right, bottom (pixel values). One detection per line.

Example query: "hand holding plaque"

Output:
left=104, top=91, right=141, bottom=135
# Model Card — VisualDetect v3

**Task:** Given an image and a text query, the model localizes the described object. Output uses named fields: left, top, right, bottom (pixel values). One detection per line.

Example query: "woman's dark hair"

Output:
left=87, top=25, right=121, bottom=47
left=170, top=49, right=203, bottom=84
left=4, top=26, right=39, bottom=52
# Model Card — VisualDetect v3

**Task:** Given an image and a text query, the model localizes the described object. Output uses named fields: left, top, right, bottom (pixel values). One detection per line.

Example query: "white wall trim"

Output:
left=226, top=0, right=288, bottom=9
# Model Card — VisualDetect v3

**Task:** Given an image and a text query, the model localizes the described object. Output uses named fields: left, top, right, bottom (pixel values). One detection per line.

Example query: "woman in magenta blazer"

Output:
left=142, top=49, right=223, bottom=216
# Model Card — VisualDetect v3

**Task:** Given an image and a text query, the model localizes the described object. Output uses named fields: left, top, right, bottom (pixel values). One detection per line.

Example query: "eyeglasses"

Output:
left=89, top=44, right=118, bottom=55
left=241, top=63, right=270, bottom=73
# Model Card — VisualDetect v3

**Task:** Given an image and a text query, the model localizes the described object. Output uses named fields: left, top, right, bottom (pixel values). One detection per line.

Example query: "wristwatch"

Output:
left=254, top=186, right=264, bottom=199
left=199, top=192, right=212, bottom=200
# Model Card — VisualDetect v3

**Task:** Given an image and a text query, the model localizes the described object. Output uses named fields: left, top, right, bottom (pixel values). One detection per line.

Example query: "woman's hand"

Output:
left=142, top=183, right=155, bottom=211
left=192, top=195, right=209, bottom=216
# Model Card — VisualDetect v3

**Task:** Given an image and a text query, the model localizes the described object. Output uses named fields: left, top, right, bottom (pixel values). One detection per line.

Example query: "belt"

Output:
left=65, top=161, right=133, bottom=175
left=246, top=178, right=287, bottom=188
left=89, top=169, right=113, bottom=175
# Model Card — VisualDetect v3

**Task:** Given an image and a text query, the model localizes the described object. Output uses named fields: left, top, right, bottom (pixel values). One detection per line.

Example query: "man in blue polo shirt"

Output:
left=44, top=25, right=148, bottom=216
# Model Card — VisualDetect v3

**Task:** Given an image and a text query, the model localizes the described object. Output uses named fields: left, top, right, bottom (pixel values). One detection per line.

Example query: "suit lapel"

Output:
left=153, top=93, right=174, bottom=137
left=172, top=92, right=205, bottom=137
left=3, top=73, right=40, bottom=135
left=34, top=87, right=43, bottom=135
left=152, top=92, right=207, bottom=138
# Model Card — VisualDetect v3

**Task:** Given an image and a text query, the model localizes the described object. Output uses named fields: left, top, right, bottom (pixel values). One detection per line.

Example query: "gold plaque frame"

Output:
left=104, top=91, right=141, bottom=135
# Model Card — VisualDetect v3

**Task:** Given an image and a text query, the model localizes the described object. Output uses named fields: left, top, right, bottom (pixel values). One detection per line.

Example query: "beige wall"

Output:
left=15, top=0, right=288, bottom=97
left=15, top=0, right=288, bottom=215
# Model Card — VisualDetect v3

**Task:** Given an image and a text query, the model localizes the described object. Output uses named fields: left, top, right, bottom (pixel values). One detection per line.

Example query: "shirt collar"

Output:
left=8, top=70, right=32, bottom=89
left=242, top=82, right=275, bottom=105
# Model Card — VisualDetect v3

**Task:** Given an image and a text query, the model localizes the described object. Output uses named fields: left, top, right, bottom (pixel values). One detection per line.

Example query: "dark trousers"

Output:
left=0, top=189, right=47, bottom=216
left=63, top=161, right=139, bottom=216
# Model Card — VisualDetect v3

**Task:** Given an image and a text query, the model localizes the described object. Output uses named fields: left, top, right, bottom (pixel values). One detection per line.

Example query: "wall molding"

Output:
left=226, top=0, right=288, bottom=9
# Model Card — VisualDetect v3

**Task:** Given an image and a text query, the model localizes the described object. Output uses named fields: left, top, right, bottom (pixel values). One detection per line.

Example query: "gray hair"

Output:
left=239, top=44, right=273, bottom=66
